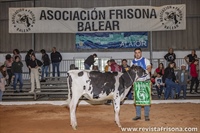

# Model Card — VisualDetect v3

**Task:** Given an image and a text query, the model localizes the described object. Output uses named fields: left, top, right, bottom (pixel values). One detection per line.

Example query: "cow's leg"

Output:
left=113, top=94, right=121, bottom=127
left=65, top=77, right=71, bottom=105
left=69, top=92, right=82, bottom=130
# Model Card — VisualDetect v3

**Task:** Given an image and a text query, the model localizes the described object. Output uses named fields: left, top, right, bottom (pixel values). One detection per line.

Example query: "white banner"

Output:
left=9, top=4, right=186, bottom=33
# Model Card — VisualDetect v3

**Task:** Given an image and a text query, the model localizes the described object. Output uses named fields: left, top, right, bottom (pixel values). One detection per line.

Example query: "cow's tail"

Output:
left=64, top=73, right=71, bottom=106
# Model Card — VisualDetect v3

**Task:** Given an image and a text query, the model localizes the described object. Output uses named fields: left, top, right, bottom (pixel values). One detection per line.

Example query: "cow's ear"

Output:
left=130, top=65, right=136, bottom=71
left=131, top=64, right=135, bottom=68
left=130, top=65, right=134, bottom=70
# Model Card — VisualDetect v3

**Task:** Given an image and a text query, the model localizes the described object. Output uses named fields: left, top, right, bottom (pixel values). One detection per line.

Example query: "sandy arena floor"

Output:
left=0, top=103, right=200, bottom=133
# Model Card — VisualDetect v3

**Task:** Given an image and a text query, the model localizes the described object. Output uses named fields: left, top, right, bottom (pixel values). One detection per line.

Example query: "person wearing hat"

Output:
left=176, top=64, right=189, bottom=99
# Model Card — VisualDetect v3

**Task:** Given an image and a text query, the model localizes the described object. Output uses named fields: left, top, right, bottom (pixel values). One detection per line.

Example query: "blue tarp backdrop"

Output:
left=76, top=32, right=148, bottom=49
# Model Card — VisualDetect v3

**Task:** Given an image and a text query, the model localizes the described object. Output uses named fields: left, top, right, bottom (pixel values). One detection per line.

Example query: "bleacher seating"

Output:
left=3, top=77, right=68, bottom=101
left=2, top=75, right=200, bottom=101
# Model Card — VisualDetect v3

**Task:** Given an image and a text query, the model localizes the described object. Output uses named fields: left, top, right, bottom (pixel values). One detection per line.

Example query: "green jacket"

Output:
left=11, top=61, right=23, bottom=73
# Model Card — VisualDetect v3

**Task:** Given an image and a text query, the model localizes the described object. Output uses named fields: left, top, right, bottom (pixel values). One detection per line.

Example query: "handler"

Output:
left=132, top=48, right=151, bottom=121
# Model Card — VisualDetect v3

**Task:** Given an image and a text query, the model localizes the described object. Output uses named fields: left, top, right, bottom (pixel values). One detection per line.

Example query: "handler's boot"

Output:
left=132, top=116, right=141, bottom=121
left=145, top=116, right=150, bottom=121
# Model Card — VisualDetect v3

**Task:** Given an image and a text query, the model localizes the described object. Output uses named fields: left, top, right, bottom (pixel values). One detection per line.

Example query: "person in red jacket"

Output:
left=110, top=59, right=122, bottom=72
left=190, top=59, right=199, bottom=94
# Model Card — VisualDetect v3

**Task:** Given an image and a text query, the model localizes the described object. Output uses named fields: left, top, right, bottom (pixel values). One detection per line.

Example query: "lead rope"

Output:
left=127, top=71, right=134, bottom=83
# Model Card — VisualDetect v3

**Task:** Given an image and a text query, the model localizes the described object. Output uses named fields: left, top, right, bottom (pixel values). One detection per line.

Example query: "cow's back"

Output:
left=68, top=70, right=123, bottom=101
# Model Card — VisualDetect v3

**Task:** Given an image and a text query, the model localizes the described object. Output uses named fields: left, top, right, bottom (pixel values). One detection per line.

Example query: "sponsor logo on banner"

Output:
left=11, top=8, right=35, bottom=33
left=160, top=5, right=183, bottom=30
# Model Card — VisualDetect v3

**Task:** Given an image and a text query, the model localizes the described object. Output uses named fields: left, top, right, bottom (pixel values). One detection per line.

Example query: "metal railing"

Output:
left=20, top=58, right=190, bottom=80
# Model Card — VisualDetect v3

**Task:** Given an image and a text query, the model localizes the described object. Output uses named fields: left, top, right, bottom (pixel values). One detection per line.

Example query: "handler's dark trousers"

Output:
left=190, top=77, right=199, bottom=93
left=136, top=105, right=150, bottom=117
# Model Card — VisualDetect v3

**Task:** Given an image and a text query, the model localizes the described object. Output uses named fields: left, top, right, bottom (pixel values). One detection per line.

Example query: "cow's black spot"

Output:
left=68, top=74, right=73, bottom=99
left=93, top=95, right=99, bottom=99
left=88, top=86, right=91, bottom=91
left=89, top=71, right=116, bottom=98
left=86, top=80, right=90, bottom=83
left=78, top=71, right=84, bottom=76
left=118, top=68, right=138, bottom=96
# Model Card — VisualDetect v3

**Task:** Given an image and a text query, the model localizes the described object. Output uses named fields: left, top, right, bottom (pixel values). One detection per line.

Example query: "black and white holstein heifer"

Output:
left=66, top=65, right=146, bottom=130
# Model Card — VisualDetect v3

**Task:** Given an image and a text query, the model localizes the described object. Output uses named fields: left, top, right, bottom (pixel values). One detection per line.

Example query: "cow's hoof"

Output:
left=115, top=122, right=121, bottom=128
left=72, top=126, right=77, bottom=130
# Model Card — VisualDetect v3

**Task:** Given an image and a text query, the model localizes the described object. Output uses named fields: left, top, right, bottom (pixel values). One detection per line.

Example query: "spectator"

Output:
left=40, top=49, right=50, bottom=82
left=28, top=54, right=43, bottom=93
left=104, top=60, right=111, bottom=72
left=150, top=63, right=155, bottom=76
left=13, top=49, right=22, bottom=61
left=4, top=54, right=13, bottom=86
left=184, top=50, right=198, bottom=70
left=164, top=48, right=176, bottom=63
left=25, top=49, right=34, bottom=74
left=190, top=59, right=199, bottom=94
left=11, top=56, right=23, bottom=93
left=0, top=65, right=6, bottom=101
left=176, top=64, right=189, bottom=99
left=155, top=72, right=164, bottom=99
left=51, top=47, right=62, bottom=78
left=132, top=48, right=151, bottom=121
left=154, top=63, right=165, bottom=76
left=162, top=62, right=180, bottom=100
left=110, top=59, right=121, bottom=72
left=84, top=54, right=97, bottom=70
left=121, top=59, right=130, bottom=73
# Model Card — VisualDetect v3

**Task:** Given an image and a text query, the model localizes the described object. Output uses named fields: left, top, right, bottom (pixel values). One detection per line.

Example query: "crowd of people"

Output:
left=84, top=49, right=199, bottom=101
left=0, top=48, right=199, bottom=102
left=0, top=47, right=62, bottom=100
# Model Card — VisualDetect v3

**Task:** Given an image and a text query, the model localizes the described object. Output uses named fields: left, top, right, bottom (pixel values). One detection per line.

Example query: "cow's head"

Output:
left=121, top=65, right=147, bottom=84
left=16, top=14, right=31, bottom=27
left=129, top=65, right=147, bottom=78
left=119, top=65, right=147, bottom=94
left=164, top=11, right=179, bottom=24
